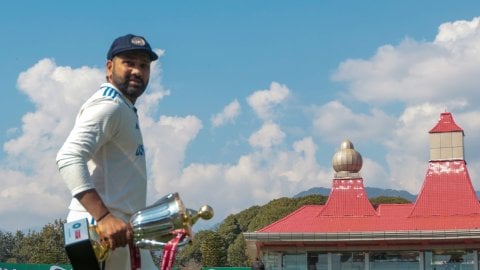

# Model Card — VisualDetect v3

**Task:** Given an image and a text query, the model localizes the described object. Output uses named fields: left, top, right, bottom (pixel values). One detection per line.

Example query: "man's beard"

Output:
left=111, top=72, right=148, bottom=101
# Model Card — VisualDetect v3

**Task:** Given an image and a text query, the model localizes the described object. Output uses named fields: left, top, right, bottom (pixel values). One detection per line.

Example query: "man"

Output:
left=56, top=34, right=158, bottom=269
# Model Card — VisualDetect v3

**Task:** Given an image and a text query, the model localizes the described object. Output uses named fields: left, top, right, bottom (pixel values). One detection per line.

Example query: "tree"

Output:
left=295, top=194, right=328, bottom=206
left=11, top=219, right=68, bottom=264
left=370, top=196, right=411, bottom=205
left=235, top=205, right=261, bottom=232
left=200, top=231, right=227, bottom=267
left=36, top=219, right=69, bottom=264
left=0, top=231, right=15, bottom=262
left=13, top=230, right=39, bottom=263
left=10, top=230, right=25, bottom=263
left=176, top=230, right=210, bottom=266
left=227, top=234, right=248, bottom=266
left=216, top=215, right=241, bottom=244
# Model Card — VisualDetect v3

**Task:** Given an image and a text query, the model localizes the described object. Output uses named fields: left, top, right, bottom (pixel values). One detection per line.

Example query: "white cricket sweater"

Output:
left=56, top=83, right=147, bottom=218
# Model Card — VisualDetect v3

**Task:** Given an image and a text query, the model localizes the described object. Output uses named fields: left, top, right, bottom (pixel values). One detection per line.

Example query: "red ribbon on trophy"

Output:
left=130, top=245, right=141, bottom=270
left=160, top=229, right=188, bottom=270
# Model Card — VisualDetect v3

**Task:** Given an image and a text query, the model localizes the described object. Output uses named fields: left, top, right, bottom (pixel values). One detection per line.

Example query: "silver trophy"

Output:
left=130, top=192, right=213, bottom=249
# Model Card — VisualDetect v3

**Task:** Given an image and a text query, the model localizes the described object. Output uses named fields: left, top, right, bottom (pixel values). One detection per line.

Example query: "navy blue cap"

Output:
left=107, top=34, right=158, bottom=61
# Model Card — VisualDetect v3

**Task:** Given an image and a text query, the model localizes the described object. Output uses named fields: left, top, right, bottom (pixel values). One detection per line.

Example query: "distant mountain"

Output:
left=294, top=187, right=417, bottom=202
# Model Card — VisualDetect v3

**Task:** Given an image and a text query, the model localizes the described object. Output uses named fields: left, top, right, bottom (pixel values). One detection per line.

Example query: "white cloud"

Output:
left=247, top=82, right=290, bottom=121
left=211, top=99, right=241, bottom=127
left=9, top=59, right=104, bottom=157
left=174, top=136, right=331, bottom=225
left=138, top=49, right=170, bottom=116
left=360, top=157, right=390, bottom=189
left=312, top=101, right=395, bottom=144
left=332, top=17, right=480, bottom=105
left=248, top=122, right=286, bottom=149
left=435, top=17, right=480, bottom=43
left=277, top=137, right=324, bottom=184
left=381, top=103, right=480, bottom=193
left=381, top=104, right=440, bottom=192
left=1, top=58, right=105, bottom=231
left=143, top=115, right=203, bottom=202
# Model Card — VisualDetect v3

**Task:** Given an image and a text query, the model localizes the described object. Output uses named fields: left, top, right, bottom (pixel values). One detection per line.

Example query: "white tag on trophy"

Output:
left=63, top=218, right=101, bottom=270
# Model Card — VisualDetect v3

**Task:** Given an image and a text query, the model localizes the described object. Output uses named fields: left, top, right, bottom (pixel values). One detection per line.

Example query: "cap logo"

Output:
left=131, top=36, right=146, bottom=46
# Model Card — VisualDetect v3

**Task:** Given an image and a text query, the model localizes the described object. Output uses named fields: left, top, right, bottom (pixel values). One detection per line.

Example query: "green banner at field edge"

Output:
left=0, top=263, right=72, bottom=270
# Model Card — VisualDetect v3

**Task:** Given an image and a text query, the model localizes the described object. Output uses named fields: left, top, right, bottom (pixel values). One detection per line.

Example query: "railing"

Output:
left=244, top=229, right=480, bottom=242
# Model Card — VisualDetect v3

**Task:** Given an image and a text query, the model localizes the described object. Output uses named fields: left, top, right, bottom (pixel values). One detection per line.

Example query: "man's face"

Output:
left=106, top=51, right=151, bottom=103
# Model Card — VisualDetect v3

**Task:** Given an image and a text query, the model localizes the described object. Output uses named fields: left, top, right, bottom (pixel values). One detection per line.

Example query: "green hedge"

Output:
left=0, top=264, right=71, bottom=270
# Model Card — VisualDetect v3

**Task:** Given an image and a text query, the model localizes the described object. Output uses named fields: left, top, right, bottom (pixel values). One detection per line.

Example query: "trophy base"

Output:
left=63, top=218, right=101, bottom=270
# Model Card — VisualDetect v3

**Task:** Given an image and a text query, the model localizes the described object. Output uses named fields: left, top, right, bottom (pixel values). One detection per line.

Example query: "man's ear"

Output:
left=106, top=60, right=113, bottom=81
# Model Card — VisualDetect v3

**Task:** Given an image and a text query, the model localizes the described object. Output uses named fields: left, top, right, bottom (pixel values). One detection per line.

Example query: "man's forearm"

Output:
left=74, top=189, right=110, bottom=221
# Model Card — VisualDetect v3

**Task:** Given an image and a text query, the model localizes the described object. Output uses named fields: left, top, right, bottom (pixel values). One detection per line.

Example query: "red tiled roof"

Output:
left=257, top=112, right=480, bottom=235
left=259, top=204, right=480, bottom=233
left=429, top=112, right=463, bottom=133
left=259, top=161, right=480, bottom=233
left=259, top=201, right=480, bottom=232
left=319, top=178, right=376, bottom=217
left=410, top=160, right=480, bottom=217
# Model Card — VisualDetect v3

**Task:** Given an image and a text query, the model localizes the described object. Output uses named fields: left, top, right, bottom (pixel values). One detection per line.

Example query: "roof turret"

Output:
left=429, top=112, right=463, bottom=133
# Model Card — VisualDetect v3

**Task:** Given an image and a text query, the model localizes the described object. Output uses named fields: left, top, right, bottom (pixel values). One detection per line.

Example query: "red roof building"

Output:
left=244, top=112, right=480, bottom=270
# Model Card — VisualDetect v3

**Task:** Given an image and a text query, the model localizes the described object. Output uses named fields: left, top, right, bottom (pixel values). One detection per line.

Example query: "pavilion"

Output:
left=244, top=112, right=480, bottom=270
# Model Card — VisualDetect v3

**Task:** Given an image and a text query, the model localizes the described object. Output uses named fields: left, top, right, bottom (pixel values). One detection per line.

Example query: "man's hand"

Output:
left=74, top=189, right=134, bottom=249
left=96, top=213, right=133, bottom=250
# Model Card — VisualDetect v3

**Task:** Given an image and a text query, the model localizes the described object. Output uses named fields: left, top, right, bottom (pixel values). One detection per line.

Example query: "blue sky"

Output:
left=2, top=1, right=480, bottom=232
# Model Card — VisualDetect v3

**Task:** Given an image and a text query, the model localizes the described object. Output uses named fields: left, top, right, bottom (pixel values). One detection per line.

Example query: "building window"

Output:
left=331, top=252, right=365, bottom=269
left=263, top=252, right=282, bottom=270
left=369, top=251, right=419, bottom=269
left=307, top=252, right=328, bottom=270
left=424, top=250, right=474, bottom=270
left=283, top=253, right=307, bottom=270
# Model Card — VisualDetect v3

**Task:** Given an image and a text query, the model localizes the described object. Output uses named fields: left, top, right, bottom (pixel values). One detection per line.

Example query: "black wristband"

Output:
left=96, top=211, right=110, bottom=222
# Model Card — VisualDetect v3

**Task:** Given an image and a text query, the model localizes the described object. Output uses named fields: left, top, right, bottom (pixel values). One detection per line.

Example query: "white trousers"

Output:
left=67, top=210, right=158, bottom=270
